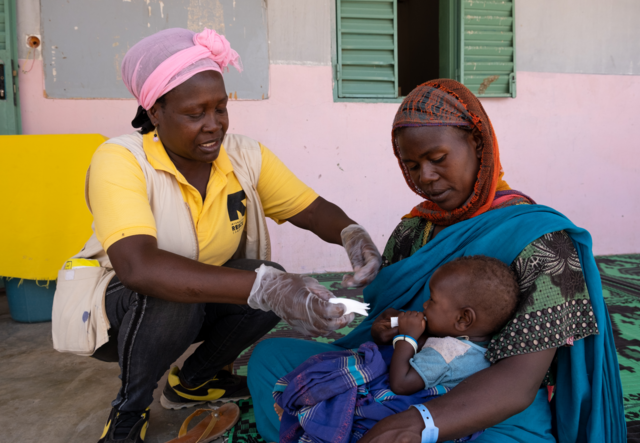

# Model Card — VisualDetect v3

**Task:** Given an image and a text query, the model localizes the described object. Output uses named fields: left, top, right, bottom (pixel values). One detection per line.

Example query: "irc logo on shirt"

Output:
left=227, top=190, right=247, bottom=234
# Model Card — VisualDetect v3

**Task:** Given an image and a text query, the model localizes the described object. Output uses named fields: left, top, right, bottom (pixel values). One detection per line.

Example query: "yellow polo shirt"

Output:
left=88, top=132, right=318, bottom=266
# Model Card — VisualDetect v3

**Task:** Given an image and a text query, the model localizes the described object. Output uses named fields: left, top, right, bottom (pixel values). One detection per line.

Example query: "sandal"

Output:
left=166, top=403, right=240, bottom=443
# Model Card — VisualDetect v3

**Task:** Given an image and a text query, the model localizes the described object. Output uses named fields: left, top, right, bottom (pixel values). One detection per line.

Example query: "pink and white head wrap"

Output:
left=122, top=28, right=242, bottom=110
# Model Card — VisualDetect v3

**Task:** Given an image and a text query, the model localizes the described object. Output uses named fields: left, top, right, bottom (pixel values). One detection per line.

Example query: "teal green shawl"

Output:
left=335, top=204, right=626, bottom=442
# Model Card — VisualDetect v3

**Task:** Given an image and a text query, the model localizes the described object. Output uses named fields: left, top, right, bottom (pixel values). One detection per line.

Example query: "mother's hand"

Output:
left=371, top=308, right=401, bottom=345
left=248, top=265, right=354, bottom=336
left=359, top=408, right=424, bottom=443
left=362, top=348, right=558, bottom=442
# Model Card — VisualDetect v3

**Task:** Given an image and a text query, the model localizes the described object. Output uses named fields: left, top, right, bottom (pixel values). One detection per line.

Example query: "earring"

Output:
left=153, top=128, right=159, bottom=142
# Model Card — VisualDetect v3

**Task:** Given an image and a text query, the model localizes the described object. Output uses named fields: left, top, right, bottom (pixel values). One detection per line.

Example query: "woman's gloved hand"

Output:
left=248, top=265, right=355, bottom=336
left=341, top=224, right=382, bottom=288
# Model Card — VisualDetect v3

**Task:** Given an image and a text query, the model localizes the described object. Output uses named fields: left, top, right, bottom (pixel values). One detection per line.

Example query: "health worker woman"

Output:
left=51, top=28, right=381, bottom=443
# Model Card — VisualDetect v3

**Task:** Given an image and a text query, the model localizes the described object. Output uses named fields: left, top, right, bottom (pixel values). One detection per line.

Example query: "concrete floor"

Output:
left=0, top=291, right=226, bottom=443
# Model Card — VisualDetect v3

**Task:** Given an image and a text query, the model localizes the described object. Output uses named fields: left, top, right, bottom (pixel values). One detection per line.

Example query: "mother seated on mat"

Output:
left=247, top=80, right=627, bottom=442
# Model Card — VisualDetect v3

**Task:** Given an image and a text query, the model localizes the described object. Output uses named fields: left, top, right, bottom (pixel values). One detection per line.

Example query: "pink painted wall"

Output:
left=18, top=61, right=640, bottom=272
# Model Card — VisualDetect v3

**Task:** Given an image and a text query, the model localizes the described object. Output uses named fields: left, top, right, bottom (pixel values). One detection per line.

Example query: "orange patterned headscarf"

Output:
left=393, top=79, right=532, bottom=226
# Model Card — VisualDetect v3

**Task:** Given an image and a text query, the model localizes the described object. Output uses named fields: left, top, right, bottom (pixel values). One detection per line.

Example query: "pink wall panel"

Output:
left=18, top=61, right=640, bottom=272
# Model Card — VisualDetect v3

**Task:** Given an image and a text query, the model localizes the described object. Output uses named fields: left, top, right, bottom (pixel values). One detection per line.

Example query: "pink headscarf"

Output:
left=122, top=28, right=242, bottom=110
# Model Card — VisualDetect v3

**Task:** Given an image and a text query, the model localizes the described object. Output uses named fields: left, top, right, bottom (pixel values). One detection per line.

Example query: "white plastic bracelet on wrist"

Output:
left=410, top=403, right=439, bottom=443
left=391, top=315, right=427, bottom=328
left=392, top=335, right=418, bottom=354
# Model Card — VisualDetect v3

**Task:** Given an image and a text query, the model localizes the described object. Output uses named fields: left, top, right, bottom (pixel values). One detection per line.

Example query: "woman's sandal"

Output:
left=166, top=403, right=241, bottom=443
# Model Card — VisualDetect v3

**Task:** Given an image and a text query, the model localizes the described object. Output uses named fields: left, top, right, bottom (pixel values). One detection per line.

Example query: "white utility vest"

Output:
left=51, top=133, right=270, bottom=356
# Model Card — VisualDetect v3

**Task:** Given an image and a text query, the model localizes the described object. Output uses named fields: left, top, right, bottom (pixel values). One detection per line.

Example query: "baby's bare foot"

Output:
left=274, top=403, right=284, bottom=421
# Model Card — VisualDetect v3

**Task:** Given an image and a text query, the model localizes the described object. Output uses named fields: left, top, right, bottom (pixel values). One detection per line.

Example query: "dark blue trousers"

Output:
left=93, top=259, right=281, bottom=412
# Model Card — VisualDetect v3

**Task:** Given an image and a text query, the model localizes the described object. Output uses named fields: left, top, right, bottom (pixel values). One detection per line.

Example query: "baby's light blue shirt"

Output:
left=409, top=336, right=490, bottom=388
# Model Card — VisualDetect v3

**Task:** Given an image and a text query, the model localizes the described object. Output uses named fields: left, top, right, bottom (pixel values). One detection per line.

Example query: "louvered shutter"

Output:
left=0, top=0, right=21, bottom=134
left=336, top=0, right=398, bottom=98
left=461, top=0, right=516, bottom=98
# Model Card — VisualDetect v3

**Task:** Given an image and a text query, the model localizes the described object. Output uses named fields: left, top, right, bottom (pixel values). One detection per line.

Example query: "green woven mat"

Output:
left=226, top=257, right=640, bottom=442
left=224, top=398, right=264, bottom=443
left=596, top=255, right=640, bottom=442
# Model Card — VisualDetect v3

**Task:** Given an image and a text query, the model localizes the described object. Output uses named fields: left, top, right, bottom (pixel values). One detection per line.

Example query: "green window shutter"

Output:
left=336, top=0, right=398, bottom=99
left=0, top=0, right=21, bottom=134
left=461, top=0, right=516, bottom=98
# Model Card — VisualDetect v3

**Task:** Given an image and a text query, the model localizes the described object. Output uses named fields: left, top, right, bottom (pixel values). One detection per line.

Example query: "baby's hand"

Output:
left=397, top=311, right=426, bottom=340
left=371, top=308, right=401, bottom=345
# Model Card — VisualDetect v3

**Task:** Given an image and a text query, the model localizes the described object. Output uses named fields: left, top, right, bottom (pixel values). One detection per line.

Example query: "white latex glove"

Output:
left=248, top=265, right=355, bottom=336
left=341, top=224, right=382, bottom=288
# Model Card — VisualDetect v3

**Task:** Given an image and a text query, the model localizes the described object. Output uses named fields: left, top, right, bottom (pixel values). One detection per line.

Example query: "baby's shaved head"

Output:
left=435, top=255, right=519, bottom=334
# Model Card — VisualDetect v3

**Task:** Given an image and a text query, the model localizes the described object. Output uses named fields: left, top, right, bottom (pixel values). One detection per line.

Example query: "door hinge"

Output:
left=0, top=64, right=5, bottom=100
left=11, top=60, right=17, bottom=106
left=509, top=72, right=516, bottom=98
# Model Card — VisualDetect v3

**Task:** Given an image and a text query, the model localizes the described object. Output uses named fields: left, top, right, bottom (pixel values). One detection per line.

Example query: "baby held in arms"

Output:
left=273, top=256, right=521, bottom=443
left=389, top=255, right=519, bottom=396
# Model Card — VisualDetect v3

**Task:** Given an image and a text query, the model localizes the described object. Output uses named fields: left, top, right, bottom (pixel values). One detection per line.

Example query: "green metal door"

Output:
left=0, top=0, right=21, bottom=134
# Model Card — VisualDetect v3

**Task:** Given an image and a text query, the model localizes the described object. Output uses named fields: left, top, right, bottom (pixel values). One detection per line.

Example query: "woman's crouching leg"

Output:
left=470, top=388, right=555, bottom=443
left=248, top=338, right=344, bottom=442
left=178, top=258, right=284, bottom=385
left=98, top=277, right=205, bottom=412
left=179, top=303, right=280, bottom=385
